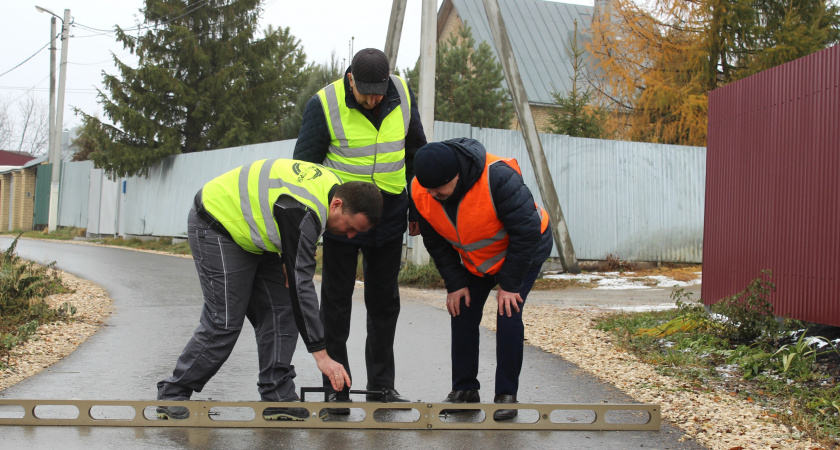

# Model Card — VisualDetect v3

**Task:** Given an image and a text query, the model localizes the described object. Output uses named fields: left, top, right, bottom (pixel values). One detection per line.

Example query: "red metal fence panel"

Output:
left=704, top=44, right=840, bottom=326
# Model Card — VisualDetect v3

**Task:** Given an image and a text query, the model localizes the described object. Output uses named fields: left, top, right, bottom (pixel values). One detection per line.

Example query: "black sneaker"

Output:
left=156, top=405, right=190, bottom=420
left=263, top=406, right=309, bottom=421
left=325, top=391, right=351, bottom=415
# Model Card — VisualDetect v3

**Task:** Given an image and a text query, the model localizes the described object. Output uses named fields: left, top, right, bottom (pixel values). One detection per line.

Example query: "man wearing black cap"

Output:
left=409, top=138, right=553, bottom=421
left=294, top=48, right=427, bottom=411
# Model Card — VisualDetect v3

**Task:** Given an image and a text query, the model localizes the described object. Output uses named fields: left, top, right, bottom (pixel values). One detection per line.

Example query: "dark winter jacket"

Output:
left=413, top=138, right=553, bottom=293
left=293, top=67, right=427, bottom=247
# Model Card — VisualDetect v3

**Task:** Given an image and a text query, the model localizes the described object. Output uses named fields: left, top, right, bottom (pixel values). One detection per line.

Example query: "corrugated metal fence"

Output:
left=56, top=122, right=705, bottom=262
left=704, top=44, right=839, bottom=325
left=435, top=123, right=705, bottom=262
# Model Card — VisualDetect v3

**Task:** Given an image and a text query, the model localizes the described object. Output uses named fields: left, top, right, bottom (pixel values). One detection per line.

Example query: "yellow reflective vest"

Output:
left=317, top=74, right=410, bottom=194
left=201, top=159, right=342, bottom=254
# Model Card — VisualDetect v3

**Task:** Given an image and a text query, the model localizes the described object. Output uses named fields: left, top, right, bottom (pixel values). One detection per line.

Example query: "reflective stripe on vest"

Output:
left=412, top=154, right=550, bottom=277
left=201, top=159, right=341, bottom=254
left=318, top=74, right=410, bottom=194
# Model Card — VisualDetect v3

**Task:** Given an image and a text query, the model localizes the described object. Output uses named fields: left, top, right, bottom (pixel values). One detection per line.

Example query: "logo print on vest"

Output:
left=292, top=162, right=323, bottom=182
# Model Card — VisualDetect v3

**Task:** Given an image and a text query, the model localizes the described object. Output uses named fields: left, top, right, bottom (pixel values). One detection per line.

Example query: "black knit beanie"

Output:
left=415, top=142, right=459, bottom=188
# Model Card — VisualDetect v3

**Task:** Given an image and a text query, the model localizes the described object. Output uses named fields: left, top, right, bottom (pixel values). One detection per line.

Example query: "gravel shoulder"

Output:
left=0, top=241, right=827, bottom=449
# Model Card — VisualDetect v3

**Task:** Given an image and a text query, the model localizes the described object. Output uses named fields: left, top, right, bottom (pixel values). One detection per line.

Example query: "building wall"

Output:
left=10, top=168, right=37, bottom=231
left=704, top=44, right=840, bottom=326
left=0, top=174, right=10, bottom=232
left=438, top=1, right=462, bottom=40
left=510, top=104, right=556, bottom=133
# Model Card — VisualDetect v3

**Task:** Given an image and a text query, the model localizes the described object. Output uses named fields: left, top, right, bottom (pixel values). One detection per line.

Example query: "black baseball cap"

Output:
left=351, top=48, right=390, bottom=95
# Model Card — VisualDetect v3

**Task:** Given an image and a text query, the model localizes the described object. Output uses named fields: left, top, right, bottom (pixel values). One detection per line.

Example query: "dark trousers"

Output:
left=451, top=263, right=542, bottom=396
left=319, top=236, right=403, bottom=391
left=157, top=209, right=299, bottom=402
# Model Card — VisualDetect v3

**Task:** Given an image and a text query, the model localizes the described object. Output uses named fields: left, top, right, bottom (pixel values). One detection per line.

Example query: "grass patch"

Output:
left=532, top=277, right=597, bottom=290
left=594, top=277, right=840, bottom=447
left=0, top=227, right=84, bottom=241
left=632, top=264, right=703, bottom=283
left=96, top=236, right=191, bottom=255
left=1, top=228, right=192, bottom=256
left=398, top=260, right=445, bottom=289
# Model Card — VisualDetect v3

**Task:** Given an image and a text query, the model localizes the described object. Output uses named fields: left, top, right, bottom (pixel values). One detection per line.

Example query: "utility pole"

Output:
left=36, top=6, right=70, bottom=233
left=480, top=0, right=580, bottom=273
left=384, top=0, right=407, bottom=73
left=417, top=0, right=436, bottom=142
left=406, top=0, right=438, bottom=266
left=48, top=16, right=57, bottom=187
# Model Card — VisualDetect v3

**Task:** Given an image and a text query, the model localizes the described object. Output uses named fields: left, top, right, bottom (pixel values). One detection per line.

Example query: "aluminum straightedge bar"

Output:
left=0, top=399, right=659, bottom=430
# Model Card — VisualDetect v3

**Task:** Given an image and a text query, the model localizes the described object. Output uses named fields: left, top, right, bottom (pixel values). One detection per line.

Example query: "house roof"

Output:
left=0, top=149, right=36, bottom=166
left=440, top=0, right=594, bottom=106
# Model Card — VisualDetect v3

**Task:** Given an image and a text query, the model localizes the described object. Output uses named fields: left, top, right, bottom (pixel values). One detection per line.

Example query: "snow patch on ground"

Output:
left=543, top=271, right=702, bottom=290
left=603, top=304, right=678, bottom=312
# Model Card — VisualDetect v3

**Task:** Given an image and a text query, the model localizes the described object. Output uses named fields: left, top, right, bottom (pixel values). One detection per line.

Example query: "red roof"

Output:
left=0, top=150, right=36, bottom=166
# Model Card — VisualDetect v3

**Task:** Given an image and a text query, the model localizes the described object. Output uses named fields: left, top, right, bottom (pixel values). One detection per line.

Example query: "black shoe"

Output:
left=441, top=389, right=480, bottom=414
left=156, top=405, right=190, bottom=420
left=443, top=389, right=480, bottom=403
left=492, top=394, right=518, bottom=421
left=365, top=388, right=410, bottom=403
left=263, top=406, right=309, bottom=421
left=325, top=391, right=351, bottom=415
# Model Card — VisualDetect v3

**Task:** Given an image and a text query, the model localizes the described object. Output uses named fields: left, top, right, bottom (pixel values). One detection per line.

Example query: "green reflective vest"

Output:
left=317, top=74, right=410, bottom=194
left=201, top=159, right=341, bottom=254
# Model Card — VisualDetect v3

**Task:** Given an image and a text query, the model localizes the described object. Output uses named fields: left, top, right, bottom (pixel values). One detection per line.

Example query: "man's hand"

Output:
left=408, top=221, right=420, bottom=236
left=313, top=350, right=351, bottom=391
left=497, top=288, right=523, bottom=317
left=446, top=287, right=470, bottom=317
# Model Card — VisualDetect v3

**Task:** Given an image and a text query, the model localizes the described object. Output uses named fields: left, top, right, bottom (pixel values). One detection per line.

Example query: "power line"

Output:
left=4, top=1, right=273, bottom=104
left=0, top=85, right=98, bottom=94
left=73, top=0, right=212, bottom=35
left=0, top=39, right=54, bottom=79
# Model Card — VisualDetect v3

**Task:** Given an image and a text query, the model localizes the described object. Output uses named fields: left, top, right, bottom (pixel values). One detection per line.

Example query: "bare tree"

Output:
left=15, top=93, right=50, bottom=156
left=0, top=96, right=13, bottom=150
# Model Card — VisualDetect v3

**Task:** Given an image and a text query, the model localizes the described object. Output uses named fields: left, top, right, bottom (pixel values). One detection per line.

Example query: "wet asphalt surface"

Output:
left=0, top=237, right=703, bottom=449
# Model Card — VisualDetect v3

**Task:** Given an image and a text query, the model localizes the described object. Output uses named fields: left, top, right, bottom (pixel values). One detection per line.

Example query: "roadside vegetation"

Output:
left=0, top=237, right=75, bottom=370
left=595, top=272, right=840, bottom=447
left=0, top=227, right=191, bottom=255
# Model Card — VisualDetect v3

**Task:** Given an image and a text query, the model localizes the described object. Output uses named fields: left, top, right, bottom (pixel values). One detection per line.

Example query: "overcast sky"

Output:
left=1, top=0, right=592, bottom=131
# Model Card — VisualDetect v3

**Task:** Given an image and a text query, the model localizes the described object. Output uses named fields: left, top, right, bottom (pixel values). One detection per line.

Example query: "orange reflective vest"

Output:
left=412, top=153, right=549, bottom=277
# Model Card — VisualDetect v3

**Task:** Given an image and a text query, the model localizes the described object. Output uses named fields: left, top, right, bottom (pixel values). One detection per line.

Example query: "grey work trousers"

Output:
left=157, top=209, right=299, bottom=402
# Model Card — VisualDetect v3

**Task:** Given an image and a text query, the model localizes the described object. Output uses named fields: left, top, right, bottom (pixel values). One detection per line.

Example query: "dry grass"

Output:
left=631, top=264, right=703, bottom=283
left=531, top=277, right=598, bottom=290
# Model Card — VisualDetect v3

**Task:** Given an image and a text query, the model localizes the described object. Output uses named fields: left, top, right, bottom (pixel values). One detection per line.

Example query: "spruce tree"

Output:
left=436, top=24, right=513, bottom=129
left=402, top=24, right=512, bottom=129
left=548, top=20, right=606, bottom=139
left=278, top=55, right=344, bottom=140
left=708, top=0, right=840, bottom=87
left=77, top=0, right=309, bottom=178
left=587, top=0, right=839, bottom=146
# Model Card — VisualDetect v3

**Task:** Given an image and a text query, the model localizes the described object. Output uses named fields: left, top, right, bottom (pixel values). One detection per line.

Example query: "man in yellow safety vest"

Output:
left=156, top=159, right=383, bottom=421
left=294, top=48, right=427, bottom=412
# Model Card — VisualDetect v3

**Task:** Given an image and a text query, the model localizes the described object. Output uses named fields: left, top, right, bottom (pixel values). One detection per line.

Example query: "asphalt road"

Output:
left=0, top=237, right=703, bottom=449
